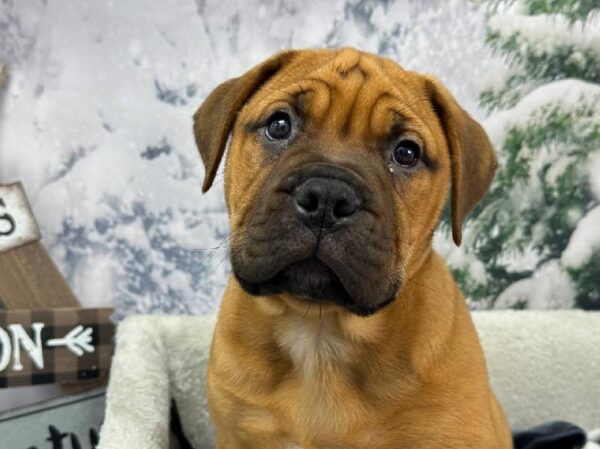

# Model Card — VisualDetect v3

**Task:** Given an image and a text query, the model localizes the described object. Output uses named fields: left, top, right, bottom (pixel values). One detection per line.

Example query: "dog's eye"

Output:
left=392, top=139, right=421, bottom=167
left=265, top=112, right=292, bottom=140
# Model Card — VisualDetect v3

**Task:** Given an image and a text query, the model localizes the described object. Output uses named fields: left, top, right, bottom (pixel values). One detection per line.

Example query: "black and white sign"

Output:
left=0, top=308, right=114, bottom=388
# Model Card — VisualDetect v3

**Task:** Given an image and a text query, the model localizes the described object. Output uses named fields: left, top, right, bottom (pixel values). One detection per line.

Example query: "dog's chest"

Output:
left=264, top=316, right=376, bottom=447
left=225, top=314, right=395, bottom=448
left=274, top=314, right=351, bottom=376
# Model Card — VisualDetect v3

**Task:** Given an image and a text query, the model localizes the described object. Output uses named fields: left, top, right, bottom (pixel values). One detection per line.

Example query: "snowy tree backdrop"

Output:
left=0, top=0, right=597, bottom=317
left=438, top=0, right=600, bottom=311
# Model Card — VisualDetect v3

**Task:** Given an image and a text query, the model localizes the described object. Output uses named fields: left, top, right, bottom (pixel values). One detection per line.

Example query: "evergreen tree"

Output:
left=446, top=0, right=600, bottom=309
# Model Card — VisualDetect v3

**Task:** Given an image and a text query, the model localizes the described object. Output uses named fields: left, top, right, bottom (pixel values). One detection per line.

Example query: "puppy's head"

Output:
left=194, top=48, right=496, bottom=317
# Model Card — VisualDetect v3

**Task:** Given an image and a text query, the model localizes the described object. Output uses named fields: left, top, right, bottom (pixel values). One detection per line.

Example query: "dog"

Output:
left=194, top=48, right=512, bottom=449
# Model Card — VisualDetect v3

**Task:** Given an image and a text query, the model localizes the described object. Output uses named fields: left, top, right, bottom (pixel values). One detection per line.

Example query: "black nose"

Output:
left=293, top=177, right=362, bottom=231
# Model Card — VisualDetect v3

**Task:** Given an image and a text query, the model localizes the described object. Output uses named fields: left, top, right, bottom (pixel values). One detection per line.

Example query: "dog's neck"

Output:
left=226, top=250, right=459, bottom=380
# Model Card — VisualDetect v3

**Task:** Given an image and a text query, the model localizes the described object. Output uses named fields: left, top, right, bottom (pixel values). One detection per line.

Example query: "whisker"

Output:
left=404, top=278, right=447, bottom=296
left=184, top=228, right=242, bottom=268
left=213, top=251, right=231, bottom=271
left=303, top=302, right=312, bottom=320
left=185, top=227, right=241, bottom=252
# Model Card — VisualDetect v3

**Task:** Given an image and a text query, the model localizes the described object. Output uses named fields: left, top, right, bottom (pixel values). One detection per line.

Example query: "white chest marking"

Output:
left=276, top=314, right=349, bottom=376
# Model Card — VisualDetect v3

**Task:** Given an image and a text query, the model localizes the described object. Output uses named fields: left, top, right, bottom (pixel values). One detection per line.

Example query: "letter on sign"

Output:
left=0, top=183, right=41, bottom=254
left=8, top=323, right=45, bottom=371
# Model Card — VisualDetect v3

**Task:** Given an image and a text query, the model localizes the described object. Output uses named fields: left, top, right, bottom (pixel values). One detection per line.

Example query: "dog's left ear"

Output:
left=424, top=76, right=497, bottom=246
left=193, top=51, right=297, bottom=193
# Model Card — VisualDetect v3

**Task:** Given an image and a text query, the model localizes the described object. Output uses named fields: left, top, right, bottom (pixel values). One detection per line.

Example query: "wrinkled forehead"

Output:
left=243, top=49, right=433, bottom=142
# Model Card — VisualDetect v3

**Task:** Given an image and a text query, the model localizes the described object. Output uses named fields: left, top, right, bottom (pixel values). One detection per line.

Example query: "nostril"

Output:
left=333, top=198, right=358, bottom=219
left=296, top=190, right=320, bottom=213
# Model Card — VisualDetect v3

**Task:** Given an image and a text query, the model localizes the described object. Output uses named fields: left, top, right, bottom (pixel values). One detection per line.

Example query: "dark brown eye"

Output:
left=265, top=112, right=292, bottom=140
left=392, top=139, right=421, bottom=167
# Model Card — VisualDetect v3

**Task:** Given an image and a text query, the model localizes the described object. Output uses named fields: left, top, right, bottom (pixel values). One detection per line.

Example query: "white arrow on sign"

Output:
left=47, top=325, right=95, bottom=357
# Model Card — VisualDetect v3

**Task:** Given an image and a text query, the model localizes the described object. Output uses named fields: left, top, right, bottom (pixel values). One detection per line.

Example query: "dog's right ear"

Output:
left=193, top=51, right=297, bottom=192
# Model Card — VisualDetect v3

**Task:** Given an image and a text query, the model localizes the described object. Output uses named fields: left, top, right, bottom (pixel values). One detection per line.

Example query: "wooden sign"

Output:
left=0, top=182, right=80, bottom=310
left=0, top=308, right=114, bottom=388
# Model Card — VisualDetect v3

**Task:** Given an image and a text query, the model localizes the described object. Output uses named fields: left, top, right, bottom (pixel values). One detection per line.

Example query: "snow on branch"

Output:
left=488, top=12, right=600, bottom=57
left=562, top=205, right=600, bottom=269
left=484, top=79, right=600, bottom=146
left=486, top=12, right=600, bottom=85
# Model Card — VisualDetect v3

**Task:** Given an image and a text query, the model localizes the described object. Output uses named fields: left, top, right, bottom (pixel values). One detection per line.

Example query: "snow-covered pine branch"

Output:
left=480, top=7, right=600, bottom=110
left=442, top=0, right=600, bottom=310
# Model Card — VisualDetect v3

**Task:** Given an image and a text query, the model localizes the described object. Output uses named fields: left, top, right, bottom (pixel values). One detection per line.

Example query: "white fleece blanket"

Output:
left=97, top=311, right=600, bottom=449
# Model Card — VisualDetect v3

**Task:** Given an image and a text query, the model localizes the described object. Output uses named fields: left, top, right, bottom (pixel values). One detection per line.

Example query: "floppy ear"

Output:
left=425, top=76, right=497, bottom=246
left=193, top=50, right=297, bottom=192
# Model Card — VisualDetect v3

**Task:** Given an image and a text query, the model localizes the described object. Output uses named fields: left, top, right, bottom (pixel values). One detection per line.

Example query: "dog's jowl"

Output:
left=194, top=48, right=511, bottom=449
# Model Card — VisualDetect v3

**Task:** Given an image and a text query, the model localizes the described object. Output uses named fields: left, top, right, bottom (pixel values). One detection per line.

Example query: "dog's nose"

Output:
left=293, top=177, right=361, bottom=230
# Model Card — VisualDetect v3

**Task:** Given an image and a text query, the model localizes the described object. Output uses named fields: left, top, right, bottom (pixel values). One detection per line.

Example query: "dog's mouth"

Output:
left=236, top=257, right=351, bottom=303
left=234, top=256, right=397, bottom=317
